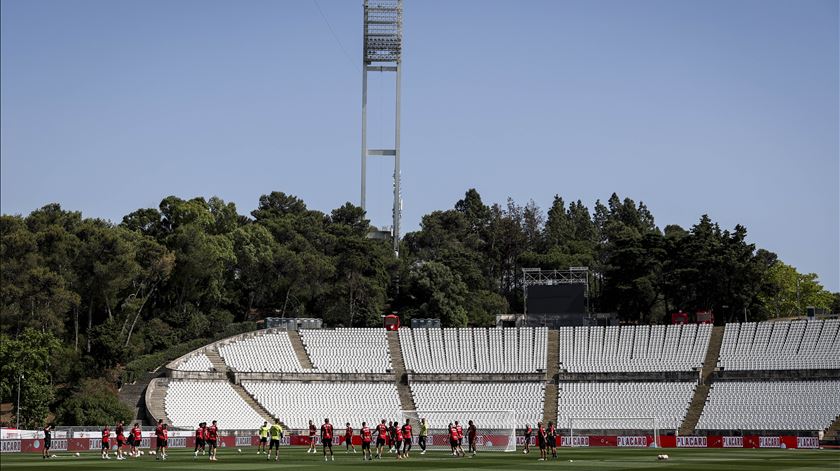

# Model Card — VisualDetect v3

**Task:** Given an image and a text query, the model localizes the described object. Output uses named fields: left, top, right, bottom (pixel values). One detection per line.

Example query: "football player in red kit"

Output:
left=467, top=420, right=478, bottom=455
left=455, top=421, right=465, bottom=457
left=307, top=420, right=317, bottom=454
left=375, top=419, right=388, bottom=459
left=360, top=422, right=373, bottom=461
left=394, top=425, right=404, bottom=459
left=206, top=420, right=219, bottom=461
left=523, top=423, right=532, bottom=454
left=537, top=421, right=547, bottom=461
left=115, top=421, right=126, bottom=460
left=100, top=425, right=111, bottom=460
left=131, top=423, right=142, bottom=458
left=344, top=422, right=356, bottom=453
left=401, top=419, right=413, bottom=458
left=448, top=423, right=459, bottom=456
left=321, top=418, right=334, bottom=461
left=194, top=422, right=206, bottom=458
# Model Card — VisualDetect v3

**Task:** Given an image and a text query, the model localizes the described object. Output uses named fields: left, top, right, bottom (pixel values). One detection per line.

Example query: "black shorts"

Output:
left=322, top=438, right=332, bottom=446
left=345, top=436, right=352, bottom=445
left=260, top=437, right=267, bottom=444
left=117, top=439, right=125, bottom=448
left=538, top=439, right=546, bottom=450
left=547, top=435, right=556, bottom=446
left=403, top=438, right=411, bottom=447
left=450, top=438, right=458, bottom=448
left=458, top=438, right=463, bottom=446
left=44, top=439, right=51, bottom=449
left=127, top=437, right=135, bottom=446
left=196, top=438, right=205, bottom=447
left=207, top=439, right=217, bottom=448
left=101, top=441, right=109, bottom=449
left=376, top=437, right=385, bottom=446
left=269, top=439, right=280, bottom=449
left=159, top=439, right=168, bottom=448
left=362, top=441, right=370, bottom=450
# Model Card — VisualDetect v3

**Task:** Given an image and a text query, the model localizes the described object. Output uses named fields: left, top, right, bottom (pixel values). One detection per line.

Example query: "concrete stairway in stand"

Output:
left=204, top=348, right=228, bottom=373
left=822, top=415, right=840, bottom=442
left=543, top=329, right=560, bottom=425
left=387, top=331, right=417, bottom=412
left=118, top=370, right=162, bottom=425
left=288, top=331, right=314, bottom=369
left=147, top=378, right=169, bottom=424
left=231, top=383, right=276, bottom=424
left=679, top=325, right=724, bottom=435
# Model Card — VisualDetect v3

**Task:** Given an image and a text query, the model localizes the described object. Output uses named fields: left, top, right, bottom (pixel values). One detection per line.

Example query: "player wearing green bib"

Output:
left=268, top=420, right=284, bottom=462
left=258, top=422, right=269, bottom=455
left=419, top=418, right=428, bottom=455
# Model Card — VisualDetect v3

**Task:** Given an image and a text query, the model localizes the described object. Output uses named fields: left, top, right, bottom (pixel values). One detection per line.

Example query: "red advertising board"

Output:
left=0, top=434, right=820, bottom=453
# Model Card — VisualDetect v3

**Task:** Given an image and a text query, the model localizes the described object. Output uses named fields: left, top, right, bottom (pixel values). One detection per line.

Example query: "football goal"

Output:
left=399, top=410, right=517, bottom=452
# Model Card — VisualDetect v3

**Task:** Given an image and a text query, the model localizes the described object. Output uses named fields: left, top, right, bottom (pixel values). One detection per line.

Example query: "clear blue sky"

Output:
left=2, top=0, right=838, bottom=290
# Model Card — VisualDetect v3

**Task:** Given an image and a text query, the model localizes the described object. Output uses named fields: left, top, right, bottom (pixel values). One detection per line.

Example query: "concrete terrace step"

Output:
left=147, top=378, right=169, bottom=425
left=231, top=383, right=276, bottom=425
left=543, top=329, right=560, bottom=425
left=823, top=415, right=840, bottom=441
left=679, top=325, right=724, bottom=435
left=204, top=348, right=228, bottom=373
left=119, top=370, right=164, bottom=425
left=288, top=331, right=315, bottom=369
left=387, top=331, right=417, bottom=412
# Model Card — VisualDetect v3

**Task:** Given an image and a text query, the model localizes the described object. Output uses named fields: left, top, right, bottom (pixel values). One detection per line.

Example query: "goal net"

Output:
left=566, top=417, right=660, bottom=448
left=399, top=410, right=516, bottom=453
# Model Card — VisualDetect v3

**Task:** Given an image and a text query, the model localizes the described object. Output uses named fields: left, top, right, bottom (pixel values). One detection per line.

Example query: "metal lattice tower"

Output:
left=361, top=0, right=403, bottom=257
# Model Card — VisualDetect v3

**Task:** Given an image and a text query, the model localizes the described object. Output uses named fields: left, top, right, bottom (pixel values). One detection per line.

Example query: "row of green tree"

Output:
left=1, top=189, right=837, bottom=427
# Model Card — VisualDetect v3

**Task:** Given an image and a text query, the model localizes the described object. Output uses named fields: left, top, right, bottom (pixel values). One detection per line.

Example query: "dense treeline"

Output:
left=1, top=189, right=837, bottom=427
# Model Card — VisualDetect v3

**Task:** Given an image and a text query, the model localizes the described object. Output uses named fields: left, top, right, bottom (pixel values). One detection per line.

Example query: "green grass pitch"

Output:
left=1, top=447, right=837, bottom=470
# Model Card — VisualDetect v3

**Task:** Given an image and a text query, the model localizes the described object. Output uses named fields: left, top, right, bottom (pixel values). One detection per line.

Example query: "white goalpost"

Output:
left=399, top=410, right=517, bottom=453
left=567, top=417, right=660, bottom=448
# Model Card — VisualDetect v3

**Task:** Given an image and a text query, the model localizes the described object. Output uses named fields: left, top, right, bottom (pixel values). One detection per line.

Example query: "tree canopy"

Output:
left=1, top=188, right=835, bottom=426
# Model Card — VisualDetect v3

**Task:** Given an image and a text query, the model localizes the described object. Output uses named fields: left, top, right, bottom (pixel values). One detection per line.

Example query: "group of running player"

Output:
left=94, top=419, right=221, bottom=461
left=190, top=420, right=220, bottom=460
left=522, top=421, right=559, bottom=461
left=97, top=421, right=146, bottom=460
left=292, top=417, right=486, bottom=461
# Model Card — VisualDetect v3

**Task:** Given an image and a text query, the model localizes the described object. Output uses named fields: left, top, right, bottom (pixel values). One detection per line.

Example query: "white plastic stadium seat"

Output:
left=696, top=380, right=840, bottom=431
left=555, top=381, right=695, bottom=431
left=557, top=324, right=711, bottom=373
left=399, top=327, right=548, bottom=373
left=165, top=380, right=266, bottom=430
left=409, top=382, right=545, bottom=429
left=717, top=320, right=840, bottom=371
left=242, top=381, right=401, bottom=430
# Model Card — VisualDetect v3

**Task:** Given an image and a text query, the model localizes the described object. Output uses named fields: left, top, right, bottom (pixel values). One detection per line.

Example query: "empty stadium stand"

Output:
left=164, top=380, right=267, bottom=429
left=150, top=322, right=839, bottom=439
left=556, top=381, right=696, bottom=431
left=410, top=382, right=545, bottom=429
left=399, top=327, right=547, bottom=373
left=242, top=381, right=401, bottom=430
left=717, top=319, right=839, bottom=371
left=300, top=328, right=391, bottom=373
left=696, top=380, right=840, bottom=432
left=174, top=353, right=213, bottom=372
left=217, top=331, right=308, bottom=373
left=557, top=324, right=711, bottom=373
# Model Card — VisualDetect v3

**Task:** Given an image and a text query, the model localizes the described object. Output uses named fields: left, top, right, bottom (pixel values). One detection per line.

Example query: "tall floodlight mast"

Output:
left=361, top=0, right=403, bottom=257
